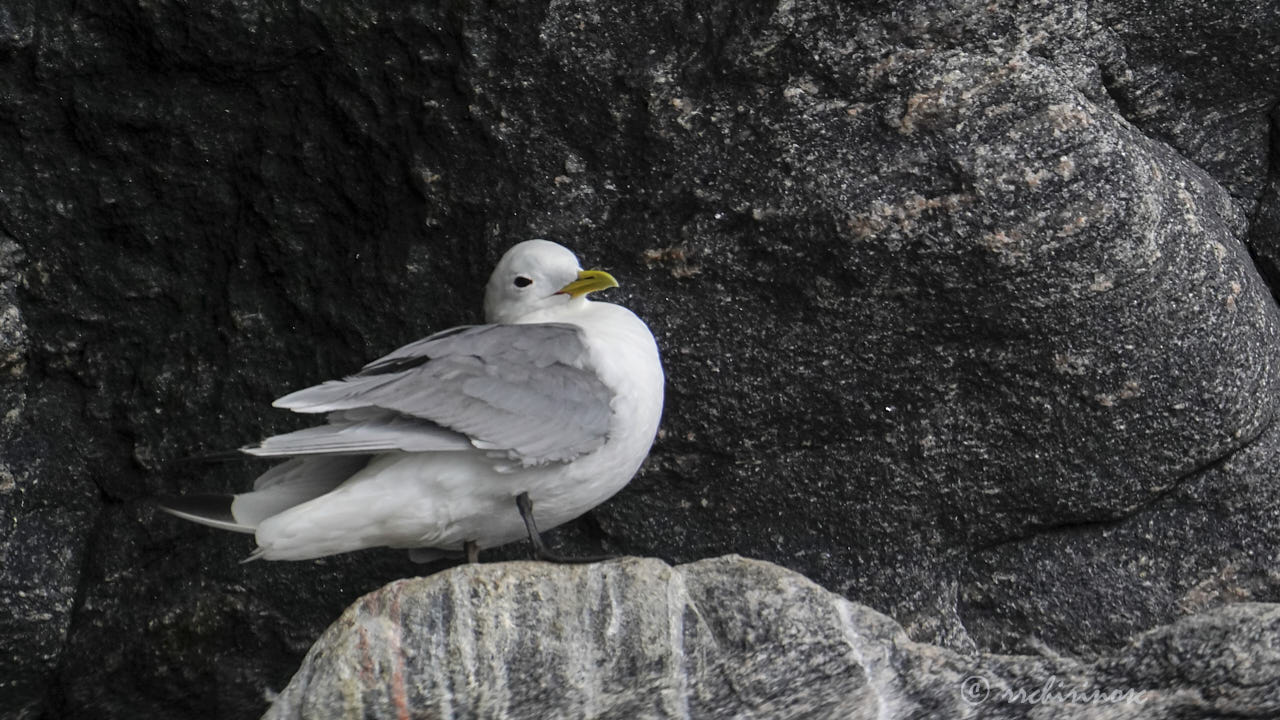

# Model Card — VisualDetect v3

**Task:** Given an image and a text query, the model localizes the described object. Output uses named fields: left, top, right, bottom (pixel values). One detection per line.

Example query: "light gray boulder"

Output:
left=265, top=557, right=1280, bottom=720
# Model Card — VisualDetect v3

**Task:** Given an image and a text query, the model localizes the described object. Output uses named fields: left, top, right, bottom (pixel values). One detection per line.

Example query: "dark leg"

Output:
left=464, top=540, right=481, bottom=564
left=515, top=492, right=615, bottom=564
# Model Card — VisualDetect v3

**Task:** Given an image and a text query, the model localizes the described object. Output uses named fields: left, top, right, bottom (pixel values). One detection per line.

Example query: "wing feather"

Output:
left=257, top=323, right=612, bottom=465
left=243, top=414, right=472, bottom=457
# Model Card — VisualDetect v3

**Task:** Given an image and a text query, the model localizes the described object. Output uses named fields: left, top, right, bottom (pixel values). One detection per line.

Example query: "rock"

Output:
left=265, top=557, right=1280, bottom=720
left=1093, top=0, right=1280, bottom=202
left=0, top=237, right=79, bottom=719
left=261, top=557, right=957, bottom=720
left=3, top=0, right=1279, bottom=718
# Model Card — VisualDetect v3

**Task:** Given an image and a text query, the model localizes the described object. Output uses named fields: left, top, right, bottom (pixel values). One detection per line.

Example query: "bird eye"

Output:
left=513, top=276, right=533, bottom=288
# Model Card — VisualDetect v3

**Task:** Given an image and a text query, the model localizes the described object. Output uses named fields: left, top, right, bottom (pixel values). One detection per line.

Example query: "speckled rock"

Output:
left=4, top=0, right=1280, bottom=718
left=0, top=238, right=55, bottom=720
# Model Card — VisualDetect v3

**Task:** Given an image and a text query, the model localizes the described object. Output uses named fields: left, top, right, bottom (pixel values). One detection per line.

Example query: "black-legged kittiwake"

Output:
left=160, top=240, right=664, bottom=563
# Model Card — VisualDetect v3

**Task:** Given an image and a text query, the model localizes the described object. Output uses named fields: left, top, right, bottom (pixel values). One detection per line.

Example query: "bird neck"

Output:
left=505, top=296, right=591, bottom=325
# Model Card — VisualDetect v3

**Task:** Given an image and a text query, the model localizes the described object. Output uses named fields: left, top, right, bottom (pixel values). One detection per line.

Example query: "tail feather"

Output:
left=229, top=472, right=350, bottom=527
left=157, top=494, right=254, bottom=534
left=160, top=456, right=370, bottom=537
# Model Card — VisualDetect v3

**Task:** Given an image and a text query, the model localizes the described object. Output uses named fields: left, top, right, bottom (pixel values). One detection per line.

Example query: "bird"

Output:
left=160, top=239, right=665, bottom=563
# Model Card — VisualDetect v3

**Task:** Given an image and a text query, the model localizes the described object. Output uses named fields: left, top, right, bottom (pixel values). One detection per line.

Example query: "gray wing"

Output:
left=245, top=323, right=613, bottom=466
left=243, top=408, right=474, bottom=457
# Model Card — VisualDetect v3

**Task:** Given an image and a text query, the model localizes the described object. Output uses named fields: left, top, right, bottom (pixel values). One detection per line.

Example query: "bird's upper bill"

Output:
left=555, top=270, right=619, bottom=299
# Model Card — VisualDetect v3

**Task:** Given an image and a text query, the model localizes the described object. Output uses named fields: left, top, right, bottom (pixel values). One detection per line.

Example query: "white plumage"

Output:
left=162, top=240, right=664, bottom=561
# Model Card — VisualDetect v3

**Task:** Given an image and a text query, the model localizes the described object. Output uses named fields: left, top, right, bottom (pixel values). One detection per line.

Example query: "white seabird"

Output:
left=161, top=240, right=664, bottom=563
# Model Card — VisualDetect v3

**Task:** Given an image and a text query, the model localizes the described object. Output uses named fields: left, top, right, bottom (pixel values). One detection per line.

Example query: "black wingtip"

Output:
left=169, top=450, right=254, bottom=465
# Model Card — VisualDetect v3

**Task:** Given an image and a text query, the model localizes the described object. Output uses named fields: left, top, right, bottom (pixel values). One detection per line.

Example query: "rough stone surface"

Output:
left=266, top=557, right=892, bottom=720
left=265, top=557, right=1280, bottom=720
left=3, top=1, right=1280, bottom=719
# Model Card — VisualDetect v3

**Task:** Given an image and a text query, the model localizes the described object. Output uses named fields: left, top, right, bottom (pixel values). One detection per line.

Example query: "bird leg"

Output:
left=464, top=540, right=481, bottom=564
left=515, top=492, right=615, bottom=564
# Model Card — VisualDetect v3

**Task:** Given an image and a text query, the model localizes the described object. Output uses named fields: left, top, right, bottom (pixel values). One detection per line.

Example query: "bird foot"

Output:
left=530, top=546, right=617, bottom=564
left=515, top=491, right=615, bottom=564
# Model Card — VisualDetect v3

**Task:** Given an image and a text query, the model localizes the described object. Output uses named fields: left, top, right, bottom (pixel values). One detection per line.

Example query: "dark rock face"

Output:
left=3, top=1, right=1279, bottom=718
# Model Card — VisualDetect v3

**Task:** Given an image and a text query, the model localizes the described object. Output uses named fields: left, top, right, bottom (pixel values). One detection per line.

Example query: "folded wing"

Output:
left=243, top=323, right=613, bottom=466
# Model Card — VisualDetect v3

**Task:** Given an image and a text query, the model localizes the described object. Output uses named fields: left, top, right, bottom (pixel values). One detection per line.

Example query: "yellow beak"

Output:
left=555, top=269, right=619, bottom=298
